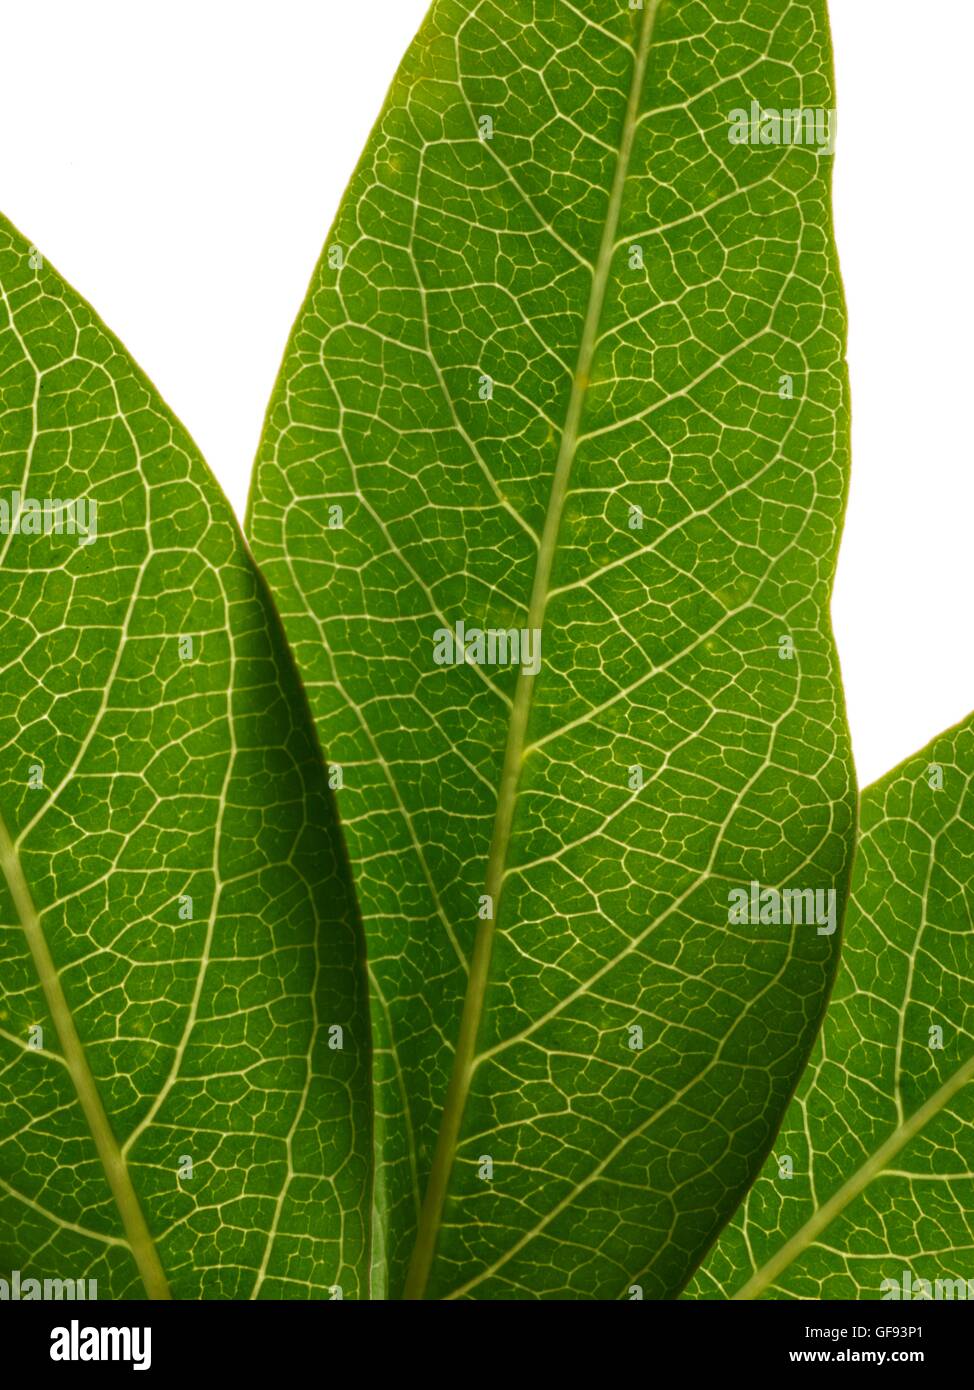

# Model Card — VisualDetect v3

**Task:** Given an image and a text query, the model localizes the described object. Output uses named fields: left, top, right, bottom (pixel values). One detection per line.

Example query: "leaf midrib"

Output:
left=0, top=811, right=171, bottom=1299
left=732, top=1048, right=974, bottom=1299
left=401, top=0, right=662, bottom=1301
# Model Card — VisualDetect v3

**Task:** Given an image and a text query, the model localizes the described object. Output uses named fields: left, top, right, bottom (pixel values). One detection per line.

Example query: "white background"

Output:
left=0, top=0, right=970, bottom=787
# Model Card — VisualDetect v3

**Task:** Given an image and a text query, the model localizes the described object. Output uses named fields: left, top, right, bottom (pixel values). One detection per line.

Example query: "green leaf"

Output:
left=690, top=717, right=974, bottom=1301
left=0, top=213, right=371, bottom=1300
left=247, top=0, right=856, bottom=1298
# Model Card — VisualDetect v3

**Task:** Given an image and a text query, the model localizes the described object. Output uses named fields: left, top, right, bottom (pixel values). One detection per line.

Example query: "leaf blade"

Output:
left=248, top=0, right=856, bottom=1298
left=691, top=718, right=974, bottom=1301
left=0, top=213, right=371, bottom=1299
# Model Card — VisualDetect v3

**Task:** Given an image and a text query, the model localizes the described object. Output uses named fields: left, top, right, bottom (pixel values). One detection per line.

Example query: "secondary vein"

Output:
left=0, top=811, right=171, bottom=1299
left=733, top=1049, right=974, bottom=1300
